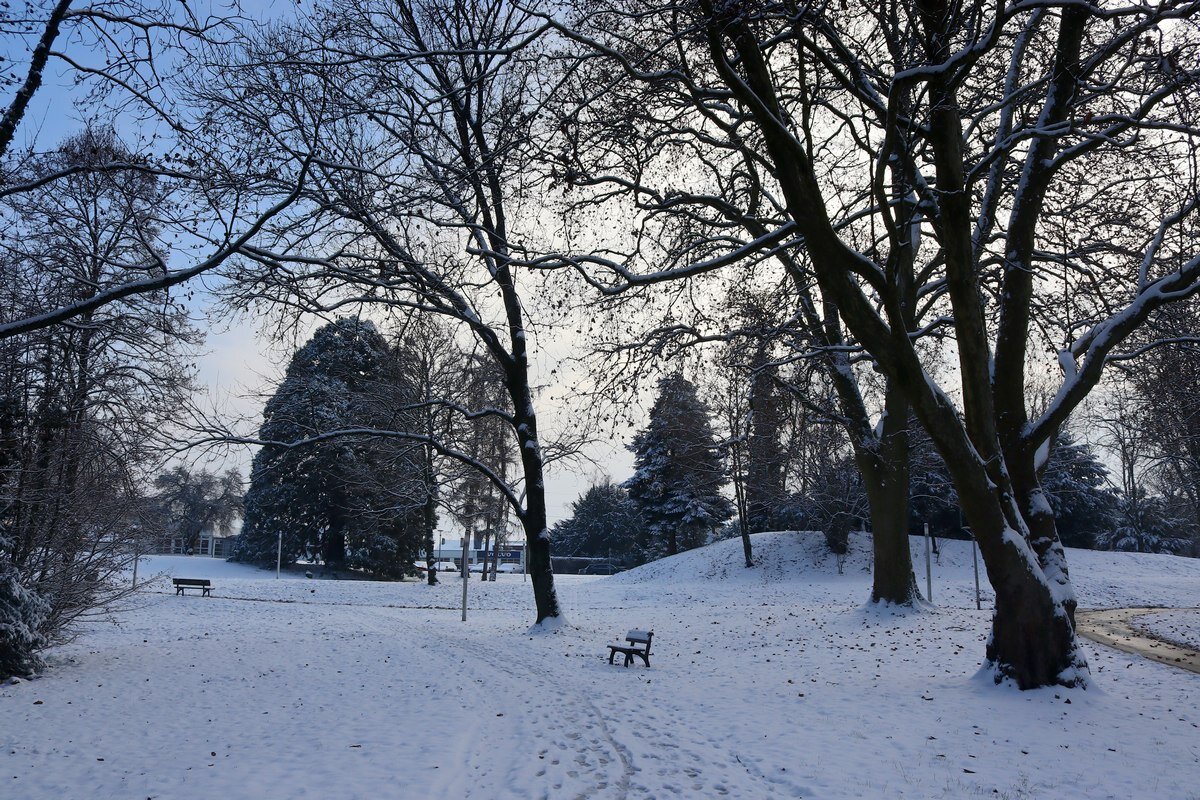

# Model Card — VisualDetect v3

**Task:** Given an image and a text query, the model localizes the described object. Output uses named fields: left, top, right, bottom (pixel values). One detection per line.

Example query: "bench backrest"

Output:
left=626, top=630, right=652, bottom=649
left=173, top=578, right=211, bottom=586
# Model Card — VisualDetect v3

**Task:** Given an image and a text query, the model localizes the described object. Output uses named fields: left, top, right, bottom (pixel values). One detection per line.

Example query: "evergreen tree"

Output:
left=551, top=481, right=646, bottom=566
left=1098, top=494, right=1192, bottom=554
left=625, top=374, right=734, bottom=557
left=236, top=318, right=423, bottom=576
left=905, top=427, right=1117, bottom=549
left=0, top=533, right=48, bottom=679
left=1042, top=433, right=1119, bottom=550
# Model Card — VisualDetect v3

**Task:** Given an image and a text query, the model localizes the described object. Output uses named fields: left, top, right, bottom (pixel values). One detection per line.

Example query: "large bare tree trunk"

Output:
left=956, top=476, right=1085, bottom=687
left=860, top=390, right=921, bottom=606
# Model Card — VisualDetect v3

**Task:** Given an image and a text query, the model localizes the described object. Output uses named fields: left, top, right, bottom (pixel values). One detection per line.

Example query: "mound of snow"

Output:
left=603, top=530, right=1200, bottom=610
left=608, top=530, right=870, bottom=586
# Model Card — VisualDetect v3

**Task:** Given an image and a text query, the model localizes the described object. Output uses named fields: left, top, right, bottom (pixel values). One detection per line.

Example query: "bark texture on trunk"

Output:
left=849, top=387, right=921, bottom=606
left=863, top=455, right=920, bottom=606
left=982, top=528, right=1086, bottom=688
left=508, top=382, right=560, bottom=623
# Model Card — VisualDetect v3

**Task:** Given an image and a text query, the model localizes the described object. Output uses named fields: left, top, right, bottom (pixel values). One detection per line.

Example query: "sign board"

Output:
left=477, top=549, right=523, bottom=561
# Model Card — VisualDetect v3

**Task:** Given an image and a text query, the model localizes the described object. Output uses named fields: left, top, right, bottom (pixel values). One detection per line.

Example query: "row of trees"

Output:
left=3, top=0, right=1199, bottom=690
left=557, top=358, right=1197, bottom=570
left=0, top=130, right=199, bottom=676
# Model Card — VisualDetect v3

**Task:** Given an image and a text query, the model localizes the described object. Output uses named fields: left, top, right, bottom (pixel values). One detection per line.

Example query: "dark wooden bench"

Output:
left=173, top=578, right=212, bottom=597
left=608, top=630, right=653, bottom=667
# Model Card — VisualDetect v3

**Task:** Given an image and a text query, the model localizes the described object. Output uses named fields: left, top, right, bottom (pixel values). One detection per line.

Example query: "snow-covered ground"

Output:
left=1131, top=609, right=1200, bottom=650
left=3, top=532, right=1200, bottom=799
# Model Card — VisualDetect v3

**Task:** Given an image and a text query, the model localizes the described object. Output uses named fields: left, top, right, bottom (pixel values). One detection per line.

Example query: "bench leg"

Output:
left=175, top=587, right=183, bottom=596
left=624, top=652, right=633, bottom=667
left=203, top=588, right=211, bottom=597
left=608, top=649, right=617, bottom=665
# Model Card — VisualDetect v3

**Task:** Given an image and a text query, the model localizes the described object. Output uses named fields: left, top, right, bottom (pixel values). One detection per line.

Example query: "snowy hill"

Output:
left=608, top=529, right=1200, bottom=609
left=608, top=530, right=854, bottom=585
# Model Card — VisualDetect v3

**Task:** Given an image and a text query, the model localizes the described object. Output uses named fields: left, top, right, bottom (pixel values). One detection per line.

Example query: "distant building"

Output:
left=153, top=529, right=239, bottom=558
left=423, top=536, right=525, bottom=567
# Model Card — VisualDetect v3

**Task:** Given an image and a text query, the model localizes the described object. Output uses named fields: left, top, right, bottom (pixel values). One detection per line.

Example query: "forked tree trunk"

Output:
left=1007, top=456, right=1075, bottom=624
left=965, top=489, right=1086, bottom=688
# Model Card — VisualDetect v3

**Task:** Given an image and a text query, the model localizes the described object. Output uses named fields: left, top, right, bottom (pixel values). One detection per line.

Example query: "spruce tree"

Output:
left=551, top=480, right=646, bottom=565
left=625, top=374, right=734, bottom=558
left=0, top=534, right=48, bottom=679
left=1042, top=433, right=1119, bottom=550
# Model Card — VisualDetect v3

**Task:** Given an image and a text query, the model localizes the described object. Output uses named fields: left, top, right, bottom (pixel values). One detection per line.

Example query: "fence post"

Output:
left=924, top=522, right=932, bottom=602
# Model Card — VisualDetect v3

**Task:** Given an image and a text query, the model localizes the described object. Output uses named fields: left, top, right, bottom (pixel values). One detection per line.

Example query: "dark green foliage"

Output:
left=551, top=481, right=646, bottom=566
left=625, top=373, right=734, bottom=558
left=0, top=535, right=48, bottom=678
left=236, top=318, right=423, bottom=577
left=1042, top=434, right=1119, bottom=549
left=906, top=427, right=964, bottom=539
left=1099, top=494, right=1192, bottom=554
left=907, top=429, right=1116, bottom=548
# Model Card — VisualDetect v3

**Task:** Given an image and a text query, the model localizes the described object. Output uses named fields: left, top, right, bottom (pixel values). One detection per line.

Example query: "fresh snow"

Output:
left=3, top=532, right=1200, bottom=799
left=1130, top=609, right=1200, bottom=650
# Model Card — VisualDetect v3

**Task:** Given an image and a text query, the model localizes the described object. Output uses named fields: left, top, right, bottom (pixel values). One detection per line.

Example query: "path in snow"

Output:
left=1129, top=608, right=1200, bottom=651
left=1077, top=608, right=1200, bottom=675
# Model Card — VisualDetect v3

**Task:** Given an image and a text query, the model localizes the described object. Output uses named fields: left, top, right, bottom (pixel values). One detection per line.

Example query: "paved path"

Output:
left=1076, top=607, right=1200, bottom=675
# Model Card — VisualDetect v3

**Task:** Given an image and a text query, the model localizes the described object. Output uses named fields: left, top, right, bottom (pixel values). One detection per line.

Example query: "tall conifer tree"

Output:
left=625, top=374, right=734, bottom=557
left=237, top=318, right=423, bottom=576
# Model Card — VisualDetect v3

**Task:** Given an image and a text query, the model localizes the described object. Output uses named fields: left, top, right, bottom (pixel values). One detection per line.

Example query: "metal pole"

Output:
left=972, top=537, right=981, bottom=610
left=276, top=531, right=282, bottom=579
left=461, top=538, right=468, bottom=622
left=924, top=522, right=932, bottom=602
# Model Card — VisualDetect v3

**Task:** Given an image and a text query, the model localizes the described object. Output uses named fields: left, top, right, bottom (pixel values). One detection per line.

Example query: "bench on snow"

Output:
left=172, top=578, right=212, bottom=597
left=607, top=630, right=653, bottom=667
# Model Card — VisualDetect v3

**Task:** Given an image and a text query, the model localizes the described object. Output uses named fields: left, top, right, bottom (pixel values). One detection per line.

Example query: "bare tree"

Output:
left=194, top=0, right=569, bottom=622
left=0, top=128, right=198, bottom=663
left=1127, top=301, right=1200, bottom=552
left=550, top=0, right=1200, bottom=687
left=151, top=466, right=242, bottom=553
left=548, top=4, right=924, bottom=606
left=0, top=0, right=311, bottom=340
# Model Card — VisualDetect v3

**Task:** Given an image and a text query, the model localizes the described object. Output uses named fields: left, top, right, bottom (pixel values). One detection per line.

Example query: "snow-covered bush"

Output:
left=0, top=546, right=49, bottom=679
